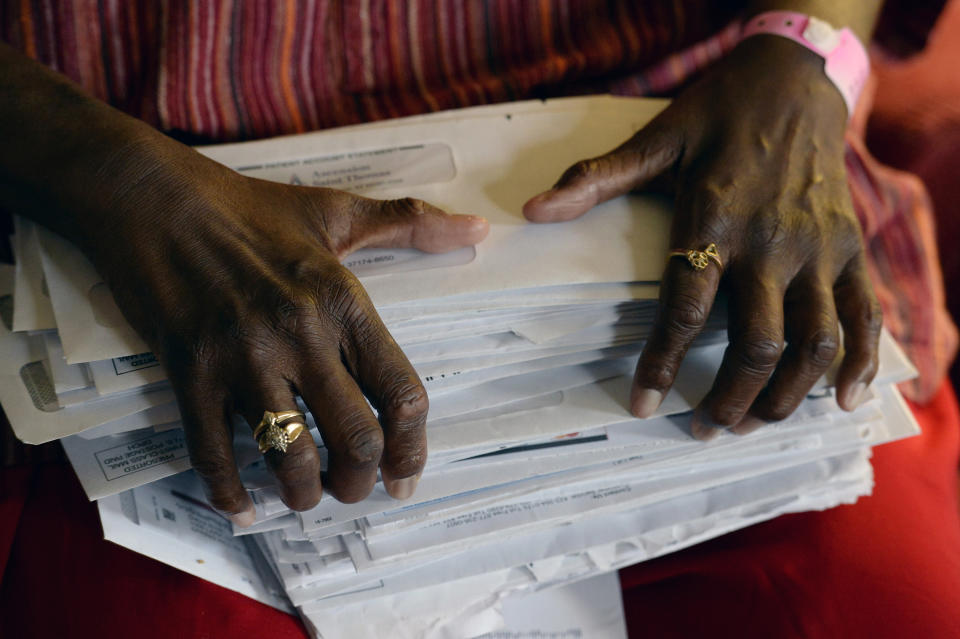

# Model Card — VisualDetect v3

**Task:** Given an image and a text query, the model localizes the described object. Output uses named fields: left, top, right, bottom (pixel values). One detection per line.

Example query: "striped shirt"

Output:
left=1, top=0, right=954, bottom=401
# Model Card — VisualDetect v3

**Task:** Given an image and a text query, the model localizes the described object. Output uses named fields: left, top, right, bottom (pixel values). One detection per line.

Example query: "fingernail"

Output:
left=467, top=215, right=490, bottom=233
left=843, top=382, right=867, bottom=411
left=632, top=388, right=663, bottom=418
left=732, top=415, right=766, bottom=436
left=524, top=191, right=552, bottom=207
left=524, top=189, right=582, bottom=213
left=523, top=192, right=551, bottom=211
left=226, top=507, right=257, bottom=529
left=384, top=474, right=419, bottom=500
left=690, top=408, right=724, bottom=441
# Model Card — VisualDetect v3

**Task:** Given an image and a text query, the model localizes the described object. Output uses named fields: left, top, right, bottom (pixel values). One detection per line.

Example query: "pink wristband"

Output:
left=741, top=11, right=869, bottom=117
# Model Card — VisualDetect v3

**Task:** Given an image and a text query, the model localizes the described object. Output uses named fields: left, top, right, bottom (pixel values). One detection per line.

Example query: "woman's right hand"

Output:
left=81, top=141, right=488, bottom=525
left=1, top=42, right=489, bottom=525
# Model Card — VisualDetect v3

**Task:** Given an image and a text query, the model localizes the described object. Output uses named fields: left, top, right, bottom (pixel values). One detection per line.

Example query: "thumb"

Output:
left=334, top=196, right=489, bottom=258
left=523, top=120, right=681, bottom=223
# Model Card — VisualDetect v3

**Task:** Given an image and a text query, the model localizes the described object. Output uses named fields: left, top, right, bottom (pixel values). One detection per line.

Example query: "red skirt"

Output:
left=2, top=382, right=959, bottom=639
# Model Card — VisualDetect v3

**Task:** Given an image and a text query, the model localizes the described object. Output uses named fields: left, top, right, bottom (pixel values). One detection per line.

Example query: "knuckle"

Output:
left=736, top=335, right=783, bottom=374
left=270, top=292, right=302, bottom=325
left=561, top=159, right=599, bottom=184
left=662, top=293, right=708, bottom=335
left=803, top=329, right=840, bottom=369
left=318, top=263, right=360, bottom=299
left=339, top=423, right=385, bottom=468
left=380, top=379, right=429, bottom=425
left=284, top=256, right=320, bottom=284
left=697, top=182, right=734, bottom=218
left=749, top=215, right=794, bottom=255
left=637, top=360, right=678, bottom=393
left=384, top=197, right=425, bottom=219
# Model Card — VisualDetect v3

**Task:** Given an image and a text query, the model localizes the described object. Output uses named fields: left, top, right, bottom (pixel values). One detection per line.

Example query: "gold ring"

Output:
left=254, top=410, right=306, bottom=454
left=667, top=243, right=722, bottom=271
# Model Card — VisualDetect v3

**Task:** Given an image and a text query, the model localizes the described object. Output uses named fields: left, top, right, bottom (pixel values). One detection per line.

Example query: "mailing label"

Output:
left=112, top=352, right=160, bottom=375
left=233, top=142, right=456, bottom=194
left=343, top=245, right=476, bottom=278
left=95, top=430, right=188, bottom=480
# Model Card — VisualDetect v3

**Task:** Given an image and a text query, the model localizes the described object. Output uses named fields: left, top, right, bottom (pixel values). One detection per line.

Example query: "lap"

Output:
left=620, top=381, right=960, bottom=638
left=2, top=383, right=958, bottom=639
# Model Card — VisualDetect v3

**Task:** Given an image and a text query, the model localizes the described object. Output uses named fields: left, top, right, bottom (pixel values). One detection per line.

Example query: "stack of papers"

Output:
left=0, top=96, right=920, bottom=638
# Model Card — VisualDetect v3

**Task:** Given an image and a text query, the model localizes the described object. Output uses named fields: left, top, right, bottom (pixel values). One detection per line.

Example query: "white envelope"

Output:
left=36, top=96, right=672, bottom=365
left=11, top=218, right=56, bottom=332
left=0, top=317, right=176, bottom=444
left=97, top=471, right=292, bottom=612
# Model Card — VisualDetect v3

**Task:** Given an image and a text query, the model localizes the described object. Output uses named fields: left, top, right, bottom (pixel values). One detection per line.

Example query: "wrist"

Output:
left=739, top=10, right=869, bottom=118
left=0, top=44, right=236, bottom=262
left=78, top=131, right=243, bottom=258
left=728, top=35, right=848, bottom=125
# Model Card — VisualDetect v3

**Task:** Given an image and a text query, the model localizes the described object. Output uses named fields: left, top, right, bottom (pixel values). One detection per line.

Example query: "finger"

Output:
left=734, top=271, right=840, bottom=435
left=174, top=380, right=255, bottom=527
left=332, top=196, right=489, bottom=257
left=298, top=354, right=386, bottom=504
left=693, top=267, right=785, bottom=440
left=523, top=118, right=680, bottom=223
left=632, top=247, right=723, bottom=420
left=833, top=253, right=883, bottom=411
left=337, top=290, right=428, bottom=501
left=237, top=378, right=324, bottom=512
left=349, top=319, right=428, bottom=500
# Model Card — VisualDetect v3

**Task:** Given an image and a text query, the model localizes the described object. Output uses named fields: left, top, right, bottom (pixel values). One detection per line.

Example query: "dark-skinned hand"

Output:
left=524, top=36, right=882, bottom=440
left=84, top=143, right=489, bottom=525
left=0, top=41, right=489, bottom=524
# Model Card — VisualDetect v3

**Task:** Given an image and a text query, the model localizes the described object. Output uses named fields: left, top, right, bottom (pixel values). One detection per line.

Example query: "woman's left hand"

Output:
left=523, top=35, right=882, bottom=439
